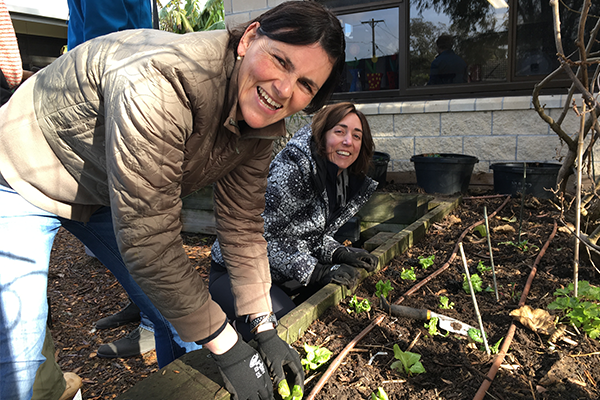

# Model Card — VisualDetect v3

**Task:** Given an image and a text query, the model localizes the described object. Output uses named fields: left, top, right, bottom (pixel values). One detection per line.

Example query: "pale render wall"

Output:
left=227, top=1, right=589, bottom=176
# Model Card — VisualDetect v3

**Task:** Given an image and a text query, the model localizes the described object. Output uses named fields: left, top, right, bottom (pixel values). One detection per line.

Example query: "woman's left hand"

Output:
left=255, top=329, right=304, bottom=398
left=332, top=247, right=379, bottom=272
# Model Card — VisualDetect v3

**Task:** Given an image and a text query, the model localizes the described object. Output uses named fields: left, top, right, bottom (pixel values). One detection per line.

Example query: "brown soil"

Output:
left=48, top=185, right=600, bottom=400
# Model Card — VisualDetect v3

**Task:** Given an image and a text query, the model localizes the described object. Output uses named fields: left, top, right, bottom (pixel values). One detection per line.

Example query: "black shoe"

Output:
left=95, top=301, right=141, bottom=329
left=96, top=326, right=156, bottom=358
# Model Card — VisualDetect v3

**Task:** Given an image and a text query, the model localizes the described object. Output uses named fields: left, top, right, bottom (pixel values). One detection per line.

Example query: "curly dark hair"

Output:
left=228, top=1, right=345, bottom=114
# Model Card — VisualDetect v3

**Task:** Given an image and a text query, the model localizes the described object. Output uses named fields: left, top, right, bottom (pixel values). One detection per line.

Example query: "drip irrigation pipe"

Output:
left=305, top=314, right=386, bottom=400
left=472, top=220, right=557, bottom=400
left=395, top=195, right=512, bottom=305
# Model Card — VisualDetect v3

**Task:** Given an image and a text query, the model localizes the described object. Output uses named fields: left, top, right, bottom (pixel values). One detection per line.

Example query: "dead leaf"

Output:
left=493, top=224, right=515, bottom=234
left=509, top=305, right=555, bottom=335
left=447, top=215, right=461, bottom=225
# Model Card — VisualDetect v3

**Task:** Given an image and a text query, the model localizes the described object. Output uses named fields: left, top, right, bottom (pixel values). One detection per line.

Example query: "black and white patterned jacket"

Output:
left=212, top=124, right=378, bottom=285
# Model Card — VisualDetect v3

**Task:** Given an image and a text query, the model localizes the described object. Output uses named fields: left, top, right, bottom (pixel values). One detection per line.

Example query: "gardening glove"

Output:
left=332, top=247, right=379, bottom=272
left=310, top=262, right=361, bottom=289
left=211, top=333, right=273, bottom=400
left=255, top=329, right=304, bottom=399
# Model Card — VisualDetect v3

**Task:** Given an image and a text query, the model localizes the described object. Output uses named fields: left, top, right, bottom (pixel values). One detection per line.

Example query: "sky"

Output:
left=6, top=0, right=69, bottom=20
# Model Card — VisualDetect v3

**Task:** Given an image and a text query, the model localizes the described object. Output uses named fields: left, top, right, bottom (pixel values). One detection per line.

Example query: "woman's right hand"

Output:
left=311, top=263, right=361, bottom=289
left=332, top=247, right=379, bottom=272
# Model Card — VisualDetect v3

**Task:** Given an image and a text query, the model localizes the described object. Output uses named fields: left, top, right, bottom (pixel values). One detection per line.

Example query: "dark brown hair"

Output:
left=228, top=1, right=345, bottom=114
left=311, top=102, right=374, bottom=177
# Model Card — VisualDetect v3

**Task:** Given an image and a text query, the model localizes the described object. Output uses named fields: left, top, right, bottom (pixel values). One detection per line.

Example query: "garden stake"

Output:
left=484, top=206, right=499, bottom=301
left=394, top=195, right=511, bottom=305
left=517, top=162, right=526, bottom=243
left=473, top=220, right=557, bottom=400
left=459, top=242, right=490, bottom=355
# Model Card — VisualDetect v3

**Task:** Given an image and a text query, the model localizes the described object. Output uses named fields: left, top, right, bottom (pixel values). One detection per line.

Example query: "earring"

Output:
left=237, top=55, right=243, bottom=61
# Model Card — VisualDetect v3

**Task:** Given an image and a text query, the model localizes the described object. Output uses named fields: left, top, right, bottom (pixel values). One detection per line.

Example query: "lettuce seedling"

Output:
left=463, top=273, right=483, bottom=294
left=390, top=344, right=426, bottom=376
left=548, top=281, right=600, bottom=339
left=418, top=254, right=435, bottom=269
left=477, top=261, right=491, bottom=273
left=348, top=295, right=371, bottom=314
left=371, top=387, right=389, bottom=400
left=439, top=295, right=454, bottom=309
left=278, top=380, right=303, bottom=400
left=401, top=267, right=416, bottom=281
left=468, top=328, right=484, bottom=343
left=375, top=280, right=394, bottom=300
left=301, top=344, right=333, bottom=372
left=500, top=239, right=539, bottom=252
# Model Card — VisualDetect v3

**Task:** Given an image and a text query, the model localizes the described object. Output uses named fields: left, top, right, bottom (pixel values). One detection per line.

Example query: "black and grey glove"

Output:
left=310, top=262, right=361, bottom=289
left=255, top=329, right=304, bottom=398
left=211, top=333, right=273, bottom=400
left=332, top=247, right=379, bottom=272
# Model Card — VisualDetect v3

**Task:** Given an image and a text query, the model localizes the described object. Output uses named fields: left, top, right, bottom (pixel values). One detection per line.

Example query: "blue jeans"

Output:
left=0, top=186, right=201, bottom=400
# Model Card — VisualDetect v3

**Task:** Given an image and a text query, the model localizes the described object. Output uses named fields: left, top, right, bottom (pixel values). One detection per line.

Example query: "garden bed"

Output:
left=296, top=193, right=600, bottom=400
left=48, top=188, right=600, bottom=399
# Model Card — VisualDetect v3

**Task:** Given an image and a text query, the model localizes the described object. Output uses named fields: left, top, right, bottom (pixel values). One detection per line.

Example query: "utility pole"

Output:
left=361, top=18, right=384, bottom=59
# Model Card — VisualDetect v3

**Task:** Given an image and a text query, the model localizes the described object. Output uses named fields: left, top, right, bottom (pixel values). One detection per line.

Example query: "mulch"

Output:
left=47, top=184, right=600, bottom=399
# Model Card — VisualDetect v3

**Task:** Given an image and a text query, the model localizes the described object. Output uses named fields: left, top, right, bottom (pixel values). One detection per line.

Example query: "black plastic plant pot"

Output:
left=410, top=153, right=479, bottom=194
left=490, top=162, right=561, bottom=199
left=368, top=151, right=391, bottom=188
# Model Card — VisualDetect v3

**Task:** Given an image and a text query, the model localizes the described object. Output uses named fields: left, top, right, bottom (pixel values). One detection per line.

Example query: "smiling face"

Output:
left=324, top=112, right=363, bottom=174
left=236, top=23, right=334, bottom=129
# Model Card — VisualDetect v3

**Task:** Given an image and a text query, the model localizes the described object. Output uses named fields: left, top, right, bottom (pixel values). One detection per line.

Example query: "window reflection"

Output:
left=409, top=1, right=509, bottom=86
left=336, top=8, right=399, bottom=93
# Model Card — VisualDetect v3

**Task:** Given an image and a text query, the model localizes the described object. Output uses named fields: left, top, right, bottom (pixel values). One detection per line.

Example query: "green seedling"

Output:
left=390, top=344, right=426, bottom=376
left=375, top=280, right=394, bottom=300
left=490, top=337, right=503, bottom=355
left=548, top=281, right=600, bottom=339
left=472, top=224, right=487, bottom=237
left=502, top=215, right=517, bottom=223
left=401, top=267, right=417, bottom=281
left=278, top=381, right=303, bottom=400
left=468, top=328, right=484, bottom=343
left=371, top=387, right=389, bottom=400
left=348, top=295, right=371, bottom=314
left=477, top=260, right=491, bottom=273
left=423, top=317, right=448, bottom=337
left=463, top=273, right=483, bottom=294
left=301, top=344, right=333, bottom=372
left=499, top=239, right=539, bottom=252
left=418, top=254, right=435, bottom=269
left=439, top=295, right=454, bottom=310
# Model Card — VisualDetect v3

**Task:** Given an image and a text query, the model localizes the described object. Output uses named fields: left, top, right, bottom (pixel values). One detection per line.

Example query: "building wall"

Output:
left=227, top=1, right=590, bottom=178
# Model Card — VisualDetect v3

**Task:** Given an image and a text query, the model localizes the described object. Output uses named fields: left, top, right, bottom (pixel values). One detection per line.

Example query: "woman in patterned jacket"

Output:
left=211, top=102, right=379, bottom=340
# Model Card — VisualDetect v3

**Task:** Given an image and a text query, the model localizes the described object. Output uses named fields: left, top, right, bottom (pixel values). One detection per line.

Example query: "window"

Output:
left=321, top=0, right=600, bottom=102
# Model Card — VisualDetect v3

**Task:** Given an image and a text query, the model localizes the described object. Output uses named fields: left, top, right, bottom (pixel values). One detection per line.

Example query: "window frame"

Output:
left=322, top=0, right=571, bottom=103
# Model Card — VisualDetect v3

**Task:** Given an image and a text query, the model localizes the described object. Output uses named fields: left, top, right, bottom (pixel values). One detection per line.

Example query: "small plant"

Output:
left=499, top=239, right=539, bottom=252
left=490, top=337, right=503, bottom=355
left=477, top=260, right=491, bottom=273
left=390, top=344, right=426, bottom=376
left=463, top=273, right=483, bottom=294
left=371, top=387, right=389, bottom=400
left=418, top=254, right=435, bottom=269
left=468, top=328, right=484, bottom=343
left=278, top=380, right=303, bottom=400
left=301, top=344, right=333, bottom=372
left=401, top=266, right=417, bottom=281
left=424, top=317, right=448, bottom=337
left=439, top=295, right=454, bottom=309
left=375, top=280, right=394, bottom=300
left=472, top=224, right=487, bottom=237
left=547, top=281, right=600, bottom=339
left=348, top=295, right=371, bottom=314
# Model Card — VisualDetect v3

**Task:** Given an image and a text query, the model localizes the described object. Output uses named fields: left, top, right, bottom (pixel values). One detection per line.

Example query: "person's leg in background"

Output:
left=0, top=185, right=68, bottom=399
left=96, top=311, right=156, bottom=359
left=208, top=260, right=296, bottom=342
left=32, top=325, right=82, bottom=400
left=60, top=206, right=202, bottom=368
